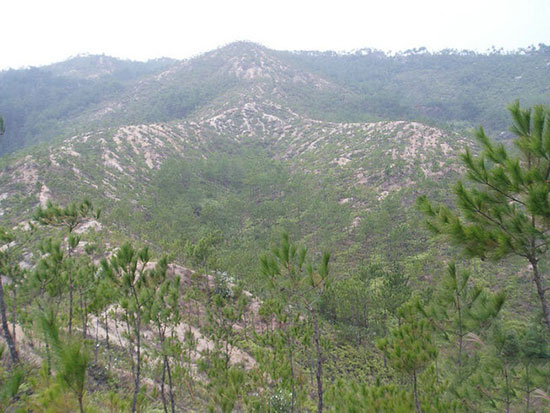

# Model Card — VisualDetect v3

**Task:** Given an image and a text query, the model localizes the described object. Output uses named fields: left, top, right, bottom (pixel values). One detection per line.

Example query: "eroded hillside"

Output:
left=0, top=92, right=471, bottom=291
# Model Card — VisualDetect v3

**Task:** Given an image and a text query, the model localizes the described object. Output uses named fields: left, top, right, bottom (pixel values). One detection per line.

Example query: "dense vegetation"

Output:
left=2, top=42, right=550, bottom=155
left=2, top=41, right=550, bottom=411
left=277, top=45, right=550, bottom=131
left=0, top=56, right=175, bottom=154
left=1, top=102, right=550, bottom=412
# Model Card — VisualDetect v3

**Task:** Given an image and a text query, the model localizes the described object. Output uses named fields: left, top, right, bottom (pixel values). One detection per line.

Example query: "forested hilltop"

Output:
left=1, top=42, right=550, bottom=412
left=276, top=44, right=550, bottom=130
left=1, top=42, right=550, bottom=154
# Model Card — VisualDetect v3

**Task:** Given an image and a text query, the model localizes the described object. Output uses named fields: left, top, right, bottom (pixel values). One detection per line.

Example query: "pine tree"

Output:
left=419, top=263, right=506, bottom=409
left=426, top=262, right=505, bottom=372
left=474, top=321, right=521, bottom=412
left=32, top=238, right=72, bottom=313
left=326, top=379, right=430, bottom=413
left=88, top=273, right=112, bottom=364
left=101, top=243, right=153, bottom=413
left=4, top=254, right=24, bottom=349
left=377, top=301, right=438, bottom=413
left=39, top=309, right=89, bottom=413
left=31, top=238, right=67, bottom=375
left=0, top=365, right=24, bottom=409
left=418, top=102, right=550, bottom=335
left=253, top=299, right=305, bottom=412
left=260, top=232, right=331, bottom=413
left=0, top=228, right=19, bottom=365
left=35, top=199, right=99, bottom=336
left=516, top=320, right=550, bottom=412
left=74, top=259, right=97, bottom=340
left=145, top=257, right=181, bottom=413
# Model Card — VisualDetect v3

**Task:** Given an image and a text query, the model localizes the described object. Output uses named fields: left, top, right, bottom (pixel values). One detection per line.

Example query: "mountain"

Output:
left=275, top=44, right=550, bottom=130
left=0, top=90, right=469, bottom=290
left=2, top=41, right=550, bottom=155
left=47, top=54, right=176, bottom=80
left=0, top=55, right=175, bottom=154
left=5, top=41, right=541, bottom=293
left=3, top=41, right=526, bottom=284
left=1, top=41, right=545, bottom=412
left=74, top=42, right=360, bottom=130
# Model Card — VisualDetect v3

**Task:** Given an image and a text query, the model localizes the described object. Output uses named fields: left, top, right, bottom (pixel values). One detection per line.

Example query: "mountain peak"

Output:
left=47, top=54, right=126, bottom=78
left=214, top=41, right=269, bottom=56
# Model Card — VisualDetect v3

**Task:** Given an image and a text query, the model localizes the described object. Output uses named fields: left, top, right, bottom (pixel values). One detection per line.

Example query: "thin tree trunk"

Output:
left=531, top=259, right=550, bottom=335
left=525, top=362, right=530, bottom=413
left=0, top=277, right=19, bottom=364
left=457, top=289, right=463, bottom=370
left=105, top=313, right=111, bottom=369
left=12, top=287, right=16, bottom=345
left=504, top=366, right=511, bottom=413
left=81, top=293, right=87, bottom=339
left=382, top=317, right=388, bottom=369
left=288, top=336, right=296, bottom=413
left=311, top=309, right=323, bottom=413
left=413, top=371, right=422, bottom=413
left=45, top=337, right=52, bottom=376
left=242, top=312, right=247, bottom=340
left=125, top=316, right=136, bottom=378
left=131, top=316, right=141, bottom=413
left=307, top=350, right=315, bottom=387
left=78, top=394, right=84, bottom=413
left=105, top=314, right=110, bottom=348
left=68, top=248, right=74, bottom=336
left=159, top=324, right=169, bottom=413
left=166, top=355, right=176, bottom=413
left=95, top=316, right=100, bottom=364
left=160, top=359, right=168, bottom=413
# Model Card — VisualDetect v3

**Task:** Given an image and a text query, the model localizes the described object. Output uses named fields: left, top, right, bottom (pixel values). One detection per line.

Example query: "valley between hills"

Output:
left=1, top=42, right=550, bottom=411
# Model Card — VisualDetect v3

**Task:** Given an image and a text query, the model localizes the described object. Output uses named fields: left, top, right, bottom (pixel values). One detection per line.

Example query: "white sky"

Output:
left=1, top=0, right=549, bottom=70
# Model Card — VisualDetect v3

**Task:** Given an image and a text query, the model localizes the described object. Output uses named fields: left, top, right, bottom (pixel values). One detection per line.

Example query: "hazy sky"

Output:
left=2, top=0, right=549, bottom=70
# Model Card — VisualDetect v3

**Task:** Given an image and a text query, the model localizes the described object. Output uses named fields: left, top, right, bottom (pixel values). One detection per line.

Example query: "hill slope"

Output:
left=2, top=42, right=550, bottom=155
left=1, top=41, right=547, bottom=413
left=0, top=93, right=470, bottom=288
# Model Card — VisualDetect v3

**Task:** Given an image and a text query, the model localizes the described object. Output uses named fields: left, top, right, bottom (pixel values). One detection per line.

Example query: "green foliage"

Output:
left=378, top=302, right=438, bottom=377
left=101, top=242, right=178, bottom=412
left=260, top=232, right=331, bottom=305
left=31, top=238, right=66, bottom=310
left=426, top=262, right=505, bottom=368
left=277, top=45, right=550, bottom=131
left=377, top=301, right=438, bottom=412
left=0, top=57, right=174, bottom=154
left=326, top=376, right=459, bottom=413
left=101, top=242, right=152, bottom=412
left=0, top=366, right=25, bottom=407
left=184, top=230, right=222, bottom=271
left=39, top=309, right=89, bottom=412
left=419, top=102, right=550, bottom=334
left=321, top=262, right=410, bottom=342
left=35, top=199, right=98, bottom=232
left=146, top=258, right=181, bottom=413
left=327, top=380, right=415, bottom=413
left=4, top=43, right=550, bottom=410
left=419, top=103, right=550, bottom=260
left=259, top=233, right=331, bottom=412
left=4, top=44, right=550, bottom=155
left=208, top=366, right=246, bottom=413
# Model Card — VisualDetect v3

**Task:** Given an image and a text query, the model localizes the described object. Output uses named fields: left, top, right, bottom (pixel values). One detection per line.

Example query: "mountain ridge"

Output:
left=2, top=40, right=545, bottom=412
left=0, top=90, right=470, bottom=287
left=2, top=41, right=549, bottom=155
